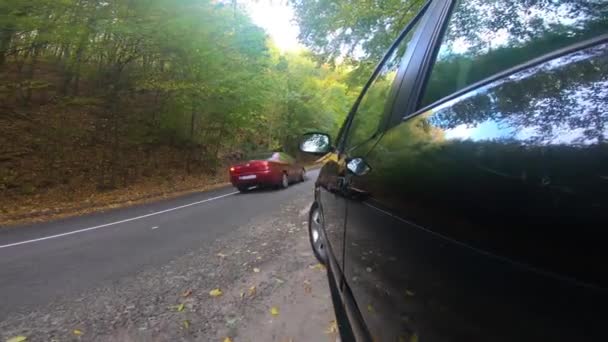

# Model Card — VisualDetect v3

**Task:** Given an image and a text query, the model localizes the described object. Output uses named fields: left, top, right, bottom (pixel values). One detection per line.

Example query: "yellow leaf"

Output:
left=73, top=329, right=84, bottom=336
left=209, top=288, right=223, bottom=297
left=253, top=267, right=260, bottom=273
left=325, top=320, right=338, bottom=334
left=367, top=304, right=374, bottom=312
left=223, top=338, right=233, bottom=342
left=248, top=286, right=256, bottom=296
left=270, top=306, right=279, bottom=316
left=410, top=333, right=419, bottom=342
left=6, top=336, right=27, bottom=342
left=183, top=320, right=190, bottom=329
left=177, top=303, right=185, bottom=312
left=310, top=263, right=326, bottom=270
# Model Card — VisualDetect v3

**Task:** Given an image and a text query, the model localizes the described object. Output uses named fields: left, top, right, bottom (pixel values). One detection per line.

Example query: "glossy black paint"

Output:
left=343, top=43, right=608, bottom=341
left=315, top=155, right=347, bottom=278
left=309, top=0, right=608, bottom=341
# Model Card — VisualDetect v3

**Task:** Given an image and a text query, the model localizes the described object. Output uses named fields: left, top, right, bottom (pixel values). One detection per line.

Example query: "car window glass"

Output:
left=420, top=0, right=608, bottom=108
left=247, top=152, right=274, bottom=161
left=346, top=17, right=424, bottom=149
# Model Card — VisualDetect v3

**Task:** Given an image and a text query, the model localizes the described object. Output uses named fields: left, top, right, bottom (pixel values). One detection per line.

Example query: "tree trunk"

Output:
left=0, top=27, right=14, bottom=70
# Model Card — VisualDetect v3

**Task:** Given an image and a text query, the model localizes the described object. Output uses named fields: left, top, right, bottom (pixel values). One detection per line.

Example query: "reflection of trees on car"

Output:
left=431, top=45, right=608, bottom=145
left=422, top=0, right=608, bottom=107
left=356, top=44, right=608, bottom=286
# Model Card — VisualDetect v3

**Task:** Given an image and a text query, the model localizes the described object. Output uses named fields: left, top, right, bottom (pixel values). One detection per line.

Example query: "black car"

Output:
left=300, top=0, right=608, bottom=341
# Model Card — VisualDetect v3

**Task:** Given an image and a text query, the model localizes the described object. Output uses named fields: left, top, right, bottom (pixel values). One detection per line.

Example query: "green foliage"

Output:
left=290, top=0, right=424, bottom=64
left=0, top=0, right=354, bottom=192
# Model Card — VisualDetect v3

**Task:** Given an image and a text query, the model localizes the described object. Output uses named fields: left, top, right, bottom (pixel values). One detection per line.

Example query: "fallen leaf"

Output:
left=303, top=280, right=312, bottom=294
left=183, top=320, right=190, bottom=329
left=270, top=306, right=279, bottom=316
left=253, top=267, right=260, bottom=273
left=367, top=304, right=374, bottom=312
left=410, top=333, right=419, bottom=342
left=310, top=263, right=325, bottom=270
left=182, top=289, right=193, bottom=297
left=209, top=288, right=223, bottom=297
left=325, top=320, right=338, bottom=334
left=217, top=253, right=227, bottom=258
left=177, top=303, right=185, bottom=312
left=240, top=291, right=245, bottom=299
left=274, top=277, right=285, bottom=284
left=6, top=336, right=27, bottom=342
left=226, top=318, right=238, bottom=327
left=73, top=329, right=84, bottom=336
left=223, top=338, right=233, bottom=342
left=248, top=286, right=256, bottom=296
left=405, top=289, right=416, bottom=297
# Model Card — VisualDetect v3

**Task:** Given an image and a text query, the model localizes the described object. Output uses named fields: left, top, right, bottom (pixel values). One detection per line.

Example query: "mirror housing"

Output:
left=299, top=132, right=331, bottom=155
left=346, top=157, right=371, bottom=176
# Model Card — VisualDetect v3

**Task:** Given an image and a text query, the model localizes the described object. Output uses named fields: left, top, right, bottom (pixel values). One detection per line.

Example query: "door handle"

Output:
left=337, top=176, right=348, bottom=189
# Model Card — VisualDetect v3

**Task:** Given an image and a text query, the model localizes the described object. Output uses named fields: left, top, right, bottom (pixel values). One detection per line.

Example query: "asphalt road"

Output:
left=0, top=169, right=320, bottom=324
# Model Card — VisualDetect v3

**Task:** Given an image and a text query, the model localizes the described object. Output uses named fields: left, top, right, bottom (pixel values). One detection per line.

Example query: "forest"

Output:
left=0, top=0, right=357, bottom=220
left=3, top=0, right=605, bottom=221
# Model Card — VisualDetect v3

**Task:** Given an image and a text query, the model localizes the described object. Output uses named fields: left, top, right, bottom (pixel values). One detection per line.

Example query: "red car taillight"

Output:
left=229, top=166, right=235, bottom=172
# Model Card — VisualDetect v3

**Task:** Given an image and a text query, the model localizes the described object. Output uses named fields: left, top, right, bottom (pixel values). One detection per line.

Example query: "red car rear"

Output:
left=229, top=152, right=305, bottom=192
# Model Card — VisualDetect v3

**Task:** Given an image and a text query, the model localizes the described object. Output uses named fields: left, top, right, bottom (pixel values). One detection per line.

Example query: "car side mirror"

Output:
left=346, top=157, right=371, bottom=176
left=299, top=132, right=331, bottom=155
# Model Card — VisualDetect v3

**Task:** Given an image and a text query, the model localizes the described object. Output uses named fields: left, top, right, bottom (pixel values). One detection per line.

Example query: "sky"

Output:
left=244, top=1, right=302, bottom=52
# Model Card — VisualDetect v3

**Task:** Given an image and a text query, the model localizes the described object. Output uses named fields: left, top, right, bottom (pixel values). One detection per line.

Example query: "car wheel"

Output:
left=237, top=185, right=249, bottom=193
left=299, top=168, right=306, bottom=182
left=309, top=203, right=328, bottom=264
left=280, top=172, right=289, bottom=189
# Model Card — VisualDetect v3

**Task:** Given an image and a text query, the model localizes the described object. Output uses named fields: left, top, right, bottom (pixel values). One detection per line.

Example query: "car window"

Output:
left=247, top=152, right=275, bottom=160
left=420, top=0, right=608, bottom=108
left=280, top=153, right=295, bottom=164
left=345, top=16, right=425, bottom=149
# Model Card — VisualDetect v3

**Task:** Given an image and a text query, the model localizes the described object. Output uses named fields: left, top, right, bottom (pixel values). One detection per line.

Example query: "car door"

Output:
left=342, top=0, right=608, bottom=341
left=333, top=1, right=443, bottom=339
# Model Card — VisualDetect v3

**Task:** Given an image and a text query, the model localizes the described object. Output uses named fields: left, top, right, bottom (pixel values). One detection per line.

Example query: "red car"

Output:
left=229, top=152, right=306, bottom=192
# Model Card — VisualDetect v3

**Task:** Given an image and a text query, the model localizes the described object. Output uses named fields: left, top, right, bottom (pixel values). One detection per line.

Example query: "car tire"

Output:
left=299, top=168, right=306, bottom=182
left=237, top=185, right=249, bottom=193
left=280, top=172, right=289, bottom=189
left=309, top=203, right=328, bottom=264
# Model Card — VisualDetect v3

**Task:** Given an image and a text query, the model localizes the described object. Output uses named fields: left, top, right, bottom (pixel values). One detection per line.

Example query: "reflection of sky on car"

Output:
left=460, top=84, right=605, bottom=144
left=444, top=120, right=594, bottom=145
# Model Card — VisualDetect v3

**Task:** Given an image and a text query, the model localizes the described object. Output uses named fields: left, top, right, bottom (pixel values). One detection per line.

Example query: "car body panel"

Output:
left=339, top=42, right=608, bottom=341
left=308, top=0, right=608, bottom=340
left=314, top=152, right=348, bottom=281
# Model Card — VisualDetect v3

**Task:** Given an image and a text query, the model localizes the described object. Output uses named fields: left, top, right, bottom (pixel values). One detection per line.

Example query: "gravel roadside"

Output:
left=1, top=190, right=338, bottom=342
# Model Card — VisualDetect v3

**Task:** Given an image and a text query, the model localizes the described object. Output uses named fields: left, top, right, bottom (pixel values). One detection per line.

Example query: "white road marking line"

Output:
left=0, top=191, right=239, bottom=249
left=151, top=226, right=159, bottom=230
